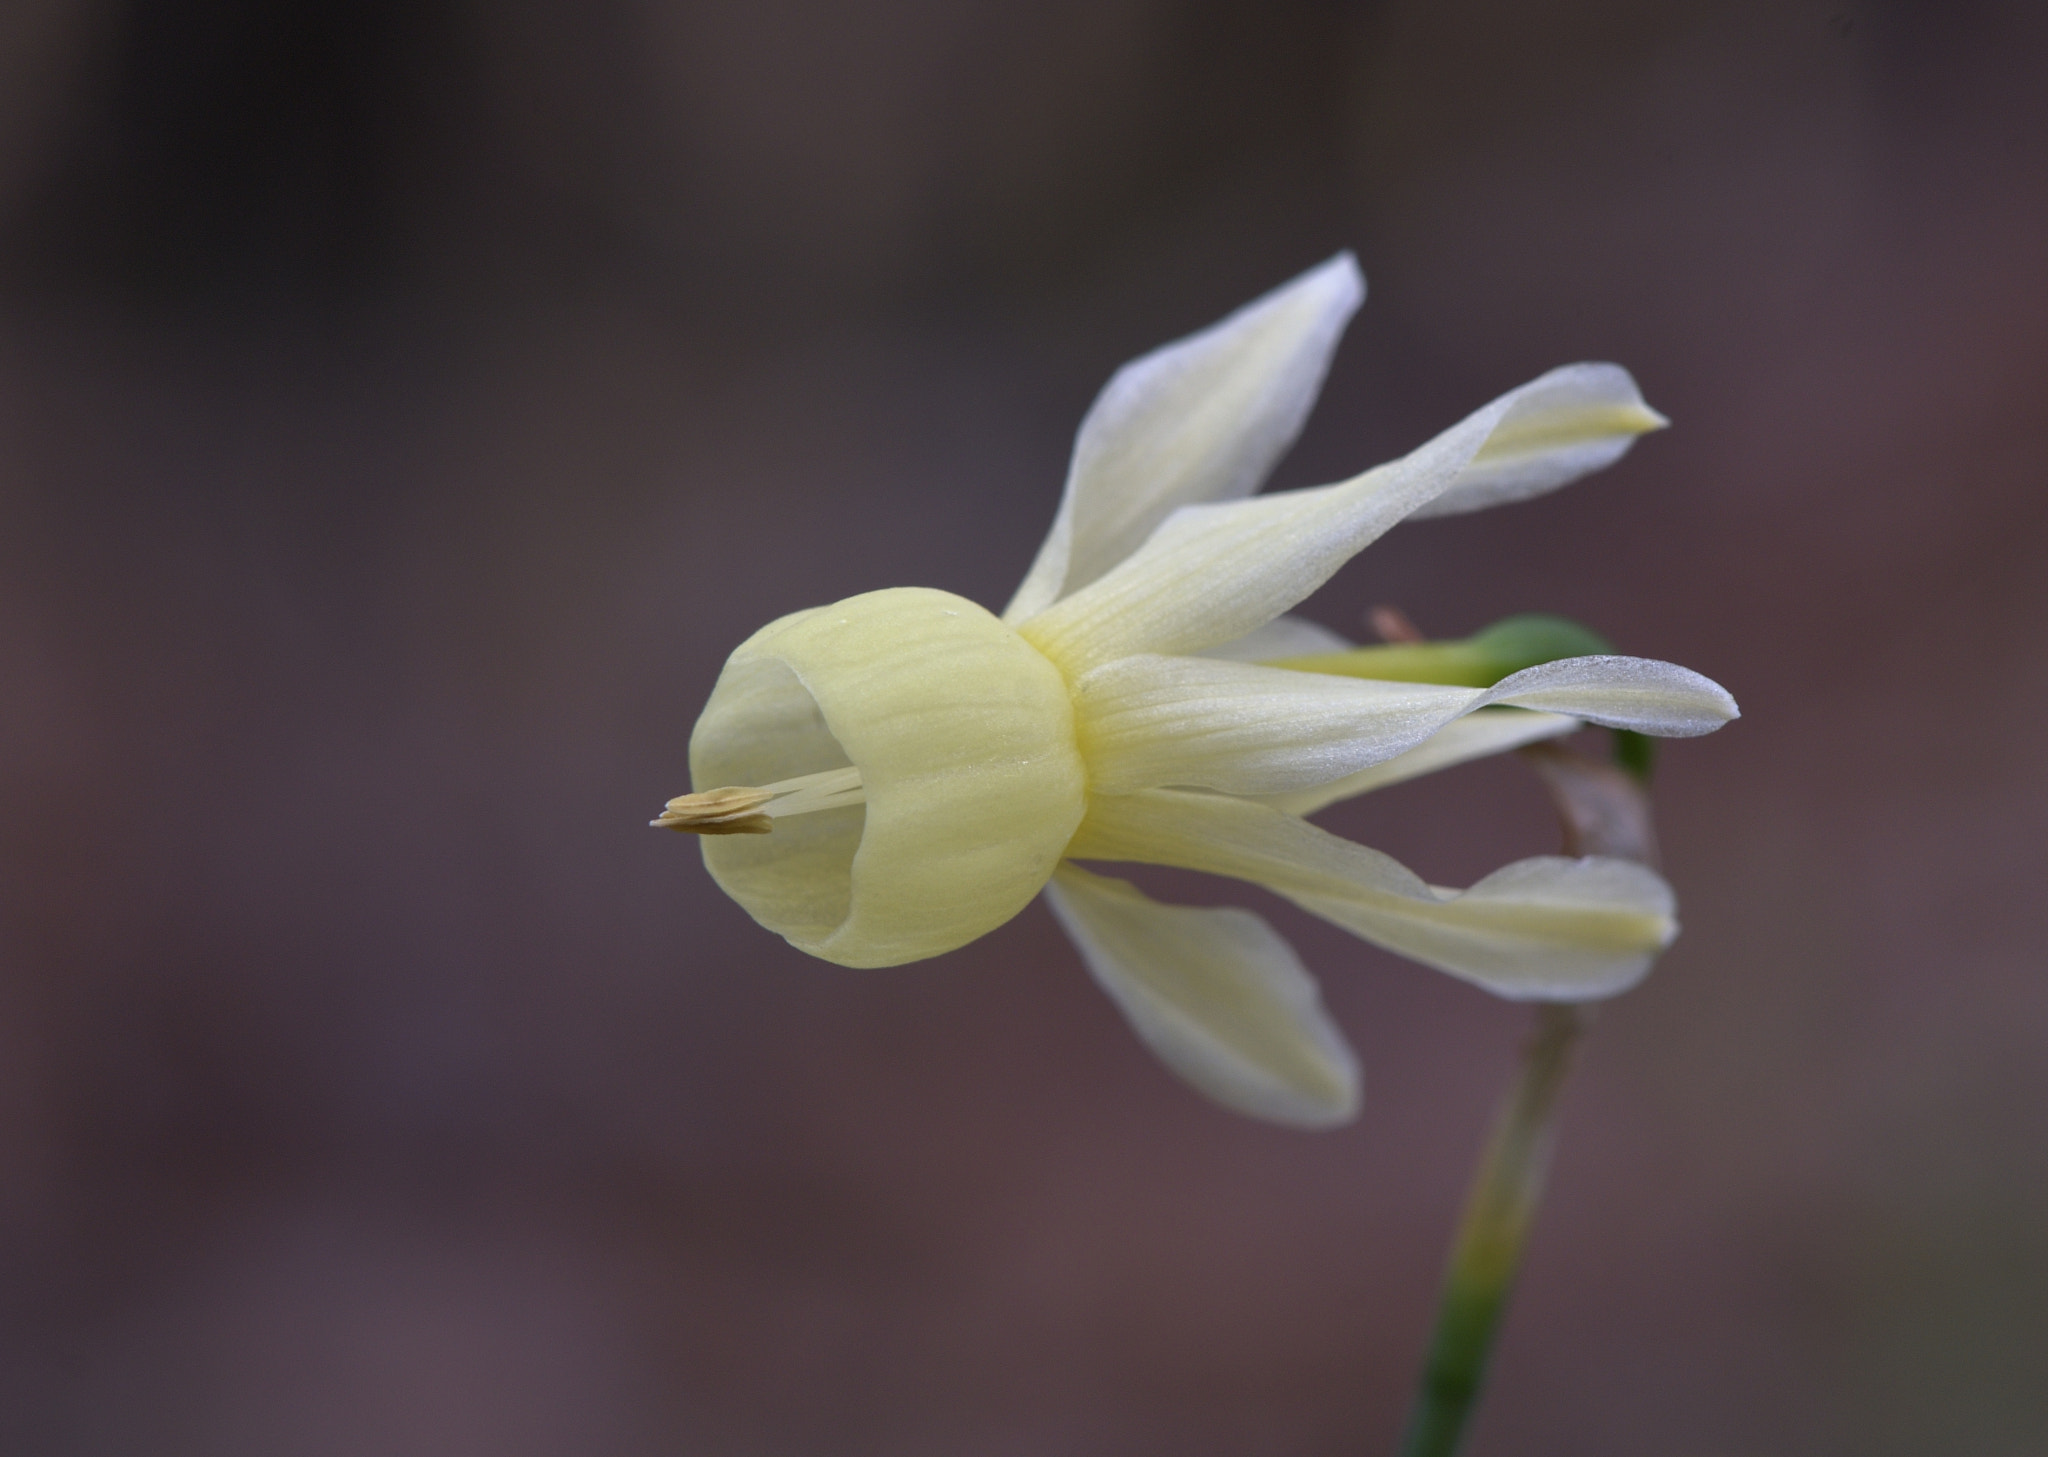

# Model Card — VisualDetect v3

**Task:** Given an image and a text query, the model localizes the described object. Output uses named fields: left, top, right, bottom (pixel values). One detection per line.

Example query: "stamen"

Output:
left=651, top=786, right=775, bottom=834
left=760, top=766, right=864, bottom=816
left=651, top=766, right=865, bottom=835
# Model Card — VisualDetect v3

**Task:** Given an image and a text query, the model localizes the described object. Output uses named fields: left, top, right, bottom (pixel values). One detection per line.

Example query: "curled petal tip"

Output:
left=1626, top=401, right=1671, bottom=433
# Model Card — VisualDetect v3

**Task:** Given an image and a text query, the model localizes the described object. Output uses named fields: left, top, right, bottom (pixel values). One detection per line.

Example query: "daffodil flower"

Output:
left=660, top=256, right=1736, bottom=1127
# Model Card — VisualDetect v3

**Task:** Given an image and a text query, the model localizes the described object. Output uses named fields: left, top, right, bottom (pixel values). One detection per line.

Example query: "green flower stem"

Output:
left=1396, top=1002, right=1587, bottom=1457
left=1270, top=615, right=1650, bottom=1456
left=1267, top=615, right=1614, bottom=688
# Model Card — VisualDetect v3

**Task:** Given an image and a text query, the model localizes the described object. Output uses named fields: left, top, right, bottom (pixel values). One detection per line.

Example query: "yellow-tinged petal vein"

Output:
left=1252, top=710, right=1580, bottom=817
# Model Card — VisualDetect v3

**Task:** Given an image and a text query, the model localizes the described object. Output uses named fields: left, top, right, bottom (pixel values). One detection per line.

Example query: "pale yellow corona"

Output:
left=661, top=255, right=1737, bottom=1126
left=688, top=589, right=1086, bottom=967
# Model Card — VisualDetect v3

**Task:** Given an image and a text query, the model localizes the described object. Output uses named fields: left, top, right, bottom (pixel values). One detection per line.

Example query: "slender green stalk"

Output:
left=1396, top=1002, right=1587, bottom=1457
left=1267, top=614, right=1614, bottom=688
left=1307, top=613, right=1654, bottom=1457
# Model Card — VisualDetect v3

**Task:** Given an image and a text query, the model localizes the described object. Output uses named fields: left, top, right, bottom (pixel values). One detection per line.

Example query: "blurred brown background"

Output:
left=2, top=0, right=2045, bottom=1453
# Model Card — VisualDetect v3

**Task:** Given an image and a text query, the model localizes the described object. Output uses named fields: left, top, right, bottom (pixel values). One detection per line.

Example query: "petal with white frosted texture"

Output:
left=1478, top=656, right=1737, bottom=736
left=1074, top=653, right=1737, bottom=796
left=1409, top=364, right=1666, bottom=519
left=1045, top=865, right=1359, bottom=1127
left=1003, top=256, right=1364, bottom=623
left=1018, top=365, right=1662, bottom=669
left=1068, top=790, right=1675, bottom=1000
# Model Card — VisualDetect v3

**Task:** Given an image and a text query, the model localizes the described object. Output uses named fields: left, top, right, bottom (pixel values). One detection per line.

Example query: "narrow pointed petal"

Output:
left=1003, top=256, right=1365, bottom=623
left=1479, top=656, right=1738, bottom=736
left=1073, top=653, right=1737, bottom=797
left=1077, top=654, right=1476, bottom=795
left=1044, top=865, right=1360, bottom=1127
left=1408, top=363, right=1667, bottom=519
left=1197, top=614, right=1354, bottom=662
left=1019, top=364, right=1650, bottom=669
left=1067, top=790, right=1676, bottom=1000
left=1256, top=710, right=1581, bottom=816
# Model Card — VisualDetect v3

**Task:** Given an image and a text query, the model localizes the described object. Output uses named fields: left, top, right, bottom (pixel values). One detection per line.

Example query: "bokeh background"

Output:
left=3, top=1, right=2045, bottom=1452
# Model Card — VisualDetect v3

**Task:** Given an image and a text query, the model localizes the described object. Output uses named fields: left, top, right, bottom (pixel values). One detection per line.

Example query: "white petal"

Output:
left=1408, top=363, right=1666, bottom=519
left=1003, top=256, right=1365, bottom=623
left=1256, top=710, right=1581, bottom=816
left=1197, top=614, right=1355, bottom=662
left=1044, top=865, right=1360, bottom=1127
left=1073, top=653, right=1737, bottom=797
left=1077, top=654, right=1477, bottom=795
left=1479, top=656, right=1738, bottom=736
left=1018, top=365, right=1664, bottom=670
left=1067, top=790, right=1676, bottom=1000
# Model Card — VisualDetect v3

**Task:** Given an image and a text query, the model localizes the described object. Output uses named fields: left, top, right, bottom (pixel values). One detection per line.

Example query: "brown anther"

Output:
left=669, top=814, right=773, bottom=836
left=650, top=786, right=776, bottom=835
left=1369, top=604, right=1428, bottom=644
